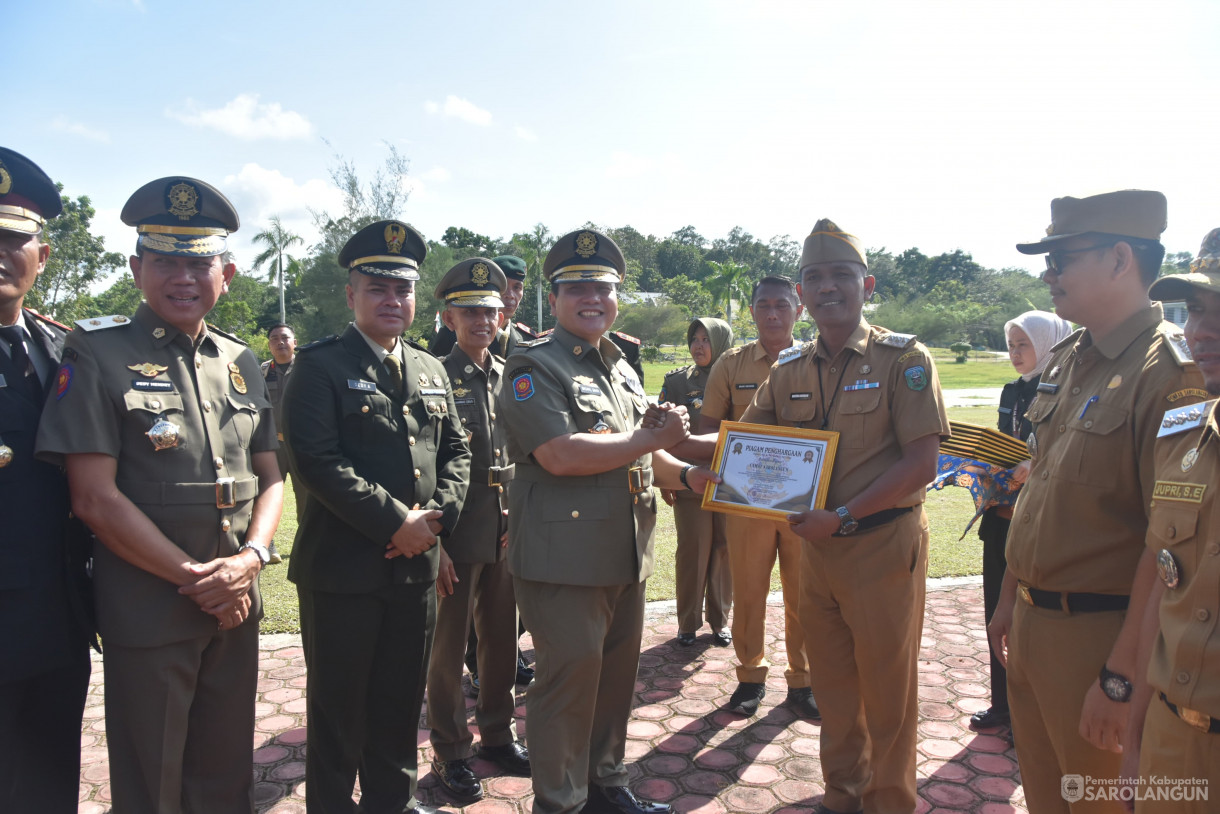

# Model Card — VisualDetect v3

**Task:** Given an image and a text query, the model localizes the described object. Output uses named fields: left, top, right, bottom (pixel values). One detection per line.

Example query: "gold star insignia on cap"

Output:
left=471, top=262, right=490, bottom=286
left=167, top=182, right=200, bottom=221
left=127, top=362, right=170, bottom=378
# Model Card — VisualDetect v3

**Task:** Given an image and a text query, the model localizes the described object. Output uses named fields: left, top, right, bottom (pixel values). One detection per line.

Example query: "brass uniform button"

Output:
left=214, top=457, right=224, bottom=469
left=414, top=468, right=421, bottom=479
left=1177, top=671, right=1191, bottom=684
left=571, top=510, right=580, bottom=519
left=195, top=359, right=203, bottom=369
left=150, top=400, right=161, bottom=410
left=221, top=519, right=231, bottom=532
left=409, top=436, right=416, bottom=446
left=362, top=405, right=370, bottom=413
left=203, top=401, right=212, bottom=412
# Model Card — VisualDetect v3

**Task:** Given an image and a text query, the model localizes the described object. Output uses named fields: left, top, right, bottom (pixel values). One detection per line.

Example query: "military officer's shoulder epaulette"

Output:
left=74, top=314, right=132, bottom=332
left=1052, top=328, right=1084, bottom=353
left=514, top=321, right=539, bottom=338
left=206, top=323, right=248, bottom=346
left=611, top=330, right=641, bottom=345
left=517, top=335, right=552, bottom=350
left=27, top=309, right=69, bottom=334
left=1157, top=323, right=1194, bottom=366
left=298, top=335, right=340, bottom=353
left=874, top=330, right=917, bottom=349
left=664, top=364, right=687, bottom=377
left=1157, top=399, right=1217, bottom=438
left=259, top=359, right=272, bottom=372
left=776, top=343, right=809, bottom=366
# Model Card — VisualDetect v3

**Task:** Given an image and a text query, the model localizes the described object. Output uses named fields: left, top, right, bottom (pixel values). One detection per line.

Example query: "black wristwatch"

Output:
left=835, top=506, right=859, bottom=536
left=1099, top=664, right=1133, bottom=703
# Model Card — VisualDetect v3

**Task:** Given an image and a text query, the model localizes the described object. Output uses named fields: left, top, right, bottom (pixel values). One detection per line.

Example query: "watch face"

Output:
left=1103, top=676, right=1131, bottom=701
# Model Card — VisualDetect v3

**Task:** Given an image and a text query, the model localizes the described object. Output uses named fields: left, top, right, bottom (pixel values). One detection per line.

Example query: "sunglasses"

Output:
left=1044, top=242, right=1115, bottom=274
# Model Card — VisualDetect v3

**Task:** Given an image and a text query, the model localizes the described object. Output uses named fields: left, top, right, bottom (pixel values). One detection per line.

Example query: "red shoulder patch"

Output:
left=27, top=309, right=70, bottom=331
left=612, top=330, right=641, bottom=345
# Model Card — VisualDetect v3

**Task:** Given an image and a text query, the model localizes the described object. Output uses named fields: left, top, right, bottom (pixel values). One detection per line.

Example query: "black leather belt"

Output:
left=118, top=477, right=260, bottom=508
left=474, top=464, right=515, bottom=486
left=833, top=506, right=913, bottom=537
left=1018, top=584, right=1130, bottom=614
left=1161, top=692, right=1220, bottom=734
left=516, top=462, right=653, bottom=493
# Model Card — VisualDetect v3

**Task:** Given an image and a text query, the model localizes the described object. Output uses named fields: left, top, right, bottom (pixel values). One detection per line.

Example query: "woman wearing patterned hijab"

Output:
left=971, top=310, right=1072, bottom=735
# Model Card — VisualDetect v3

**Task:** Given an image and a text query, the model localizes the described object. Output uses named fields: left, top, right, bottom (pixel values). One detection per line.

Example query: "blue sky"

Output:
left=10, top=0, right=1220, bottom=282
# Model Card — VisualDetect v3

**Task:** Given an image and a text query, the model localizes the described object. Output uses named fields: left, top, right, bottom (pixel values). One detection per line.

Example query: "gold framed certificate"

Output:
left=701, top=421, right=839, bottom=520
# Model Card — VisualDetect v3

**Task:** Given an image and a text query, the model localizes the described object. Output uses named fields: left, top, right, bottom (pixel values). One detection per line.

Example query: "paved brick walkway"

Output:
left=77, top=578, right=1025, bottom=813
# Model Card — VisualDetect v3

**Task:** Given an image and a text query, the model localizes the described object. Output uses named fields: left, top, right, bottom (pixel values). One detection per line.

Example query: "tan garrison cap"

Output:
left=1016, top=190, right=1167, bottom=255
left=1149, top=228, right=1220, bottom=301
left=0, top=147, right=63, bottom=235
left=338, top=220, right=426, bottom=280
left=122, top=176, right=239, bottom=257
left=544, top=229, right=624, bottom=284
left=798, top=219, right=867, bottom=271
left=434, top=257, right=507, bottom=308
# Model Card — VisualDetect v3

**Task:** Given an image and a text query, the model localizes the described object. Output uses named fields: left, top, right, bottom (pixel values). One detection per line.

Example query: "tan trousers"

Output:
left=672, top=491, right=732, bottom=634
left=1008, top=598, right=1126, bottom=813
left=426, top=559, right=519, bottom=761
left=801, top=509, right=927, bottom=814
left=514, top=578, right=645, bottom=814
left=103, top=623, right=259, bottom=814
left=725, top=514, right=808, bottom=686
left=1136, top=694, right=1219, bottom=814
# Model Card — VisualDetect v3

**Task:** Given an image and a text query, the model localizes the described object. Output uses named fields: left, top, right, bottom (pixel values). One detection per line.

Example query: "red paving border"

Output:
left=77, top=578, right=1025, bottom=813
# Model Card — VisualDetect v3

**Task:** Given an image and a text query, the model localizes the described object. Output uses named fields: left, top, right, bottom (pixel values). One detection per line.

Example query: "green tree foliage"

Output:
left=661, top=275, right=711, bottom=317
left=615, top=302, right=690, bottom=346
left=251, top=216, right=304, bottom=325
left=705, top=260, right=751, bottom=324
left=441, top=226, right=499, bottom=256
left=29, top=189, right=126, bottom=322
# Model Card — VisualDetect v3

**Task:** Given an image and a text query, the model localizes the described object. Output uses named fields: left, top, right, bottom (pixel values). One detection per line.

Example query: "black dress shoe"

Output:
left=969, top=706, right=1010, bottom=730
left=787, top=687, right=821, bottom=720
left=431, top=757, right=482, bottom=802
left=516, top=654, right=535, bottom=686
left=590, top=784, right=673, bottom=814
left=725, top=682, right=766, bottom=716
left=712, top=629, right=732, bottom=647
left=676, top=631, right=697, bottom=647
left=477, top=740, right=531, bottom=776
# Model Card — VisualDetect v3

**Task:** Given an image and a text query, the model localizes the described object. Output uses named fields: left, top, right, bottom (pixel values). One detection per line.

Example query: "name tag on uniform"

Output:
left=790, top=392, right=812, bottom=400
left=347, top=379, right=376, bottom=392
left=131, top=379, right=175, bottom=392
left=735, top=383, right=758, bottom=391
left=420, top=387, right=447, bottom=397
left=453, top=397, right=476, bottom=406
left=579, top=384, right=602, bottom=395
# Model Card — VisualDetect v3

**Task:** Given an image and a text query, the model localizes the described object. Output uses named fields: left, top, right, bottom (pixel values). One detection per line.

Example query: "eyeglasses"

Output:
left=1045, top=243, right=1115, bottom=275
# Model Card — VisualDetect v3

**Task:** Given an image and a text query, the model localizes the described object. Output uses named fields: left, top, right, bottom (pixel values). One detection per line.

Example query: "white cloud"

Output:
left=420, top=167, right=451, bottom=183
left=220, top=163, right=345, bottom=264
left=514, top=125, right=538, bottom=142
left=167, top=93, right=313, bottom=141
left=424, top=95, right=493, bottom=127
left=51, top=116, right=109, bottom=143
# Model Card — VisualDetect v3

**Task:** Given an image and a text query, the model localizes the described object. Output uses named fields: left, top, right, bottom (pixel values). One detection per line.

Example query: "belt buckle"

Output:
left=1180, top=706, right=1213, bottom=733
left=628, top=467, right=646, bottom=493
left=215, top=477, right=236, bottom=509
left=1017, top=584, right=1033, bottom=606
left=487, top=467, right=501, bottom=487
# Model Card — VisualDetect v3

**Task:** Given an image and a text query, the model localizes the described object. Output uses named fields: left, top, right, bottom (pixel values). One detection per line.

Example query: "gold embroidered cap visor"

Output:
left=1149, top=226, right=1220, bottom=300
left=121, top=176, right=239, bottom=256
left=798, top=218, right=868, bottom=271
left=0, top=205, right=43, bottom=235
left=136, top=228, right=228, bottom=257
left=1016, top=189, right=1167, bottom=254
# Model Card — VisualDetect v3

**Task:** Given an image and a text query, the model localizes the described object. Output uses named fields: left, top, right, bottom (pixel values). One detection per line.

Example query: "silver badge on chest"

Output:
left=147, top=416, right=181, bottom=451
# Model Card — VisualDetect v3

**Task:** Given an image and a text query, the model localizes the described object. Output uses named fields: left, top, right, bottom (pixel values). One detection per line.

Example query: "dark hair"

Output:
left=267, top=323, right=294, bottom=337
left=750, top=275, right=798, bottom=306
left=1127, top=239, right=1166, bottom=287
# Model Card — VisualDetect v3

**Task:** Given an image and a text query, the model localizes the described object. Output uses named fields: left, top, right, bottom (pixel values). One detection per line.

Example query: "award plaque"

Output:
left=701, top=421, right=839, bottom=520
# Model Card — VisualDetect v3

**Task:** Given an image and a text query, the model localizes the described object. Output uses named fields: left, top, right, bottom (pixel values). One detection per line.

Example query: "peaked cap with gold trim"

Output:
left=434, top=257, right=507, bottom=308
left=1149, top=227, right=1220, bottom=301
left=799, top=218, right=867, bottom=271
left=339, top=219, right=426, bottom=281
left=121, top=176, right=239, bottom=257
left=1016, top=189, right=1166, bottom=255
left=544, top=228, right=624, bottom=284
left=0, top=147, right=63, bottom=235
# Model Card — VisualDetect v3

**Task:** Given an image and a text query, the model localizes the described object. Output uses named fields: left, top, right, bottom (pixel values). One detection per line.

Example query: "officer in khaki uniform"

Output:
left=989, top=191, right=1207, bottom=814
left=0, top=147, right=94, bottom=814
left=36, top=177, right=283, bottom=814
left=1123, top=230, right=1220, bottom=813
left=498, top=228, right=715, bottom=814
left=658, top=317, right=734, bottom=646
left=741, top=219, right=949, bottom=814
left=425, top=258, right=530, bottom=803
left=431, top=254, right=538, bottom=357
left=699, top=277, right=814, bottom=717
left=283, top=220, right=470, bottom=814
left=260, top=322, right=297, bottom=544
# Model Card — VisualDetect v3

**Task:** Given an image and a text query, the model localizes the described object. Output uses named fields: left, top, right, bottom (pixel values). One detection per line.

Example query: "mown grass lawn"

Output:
left=259, top=404, right=999, bottom=634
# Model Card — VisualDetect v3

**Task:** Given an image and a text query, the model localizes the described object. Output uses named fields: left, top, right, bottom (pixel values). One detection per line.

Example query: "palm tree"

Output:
left=511, top=223, right=553, bottom=333
left=251, top=216, right=304, bottom=324
left=706, top=260, right=751, bottom=324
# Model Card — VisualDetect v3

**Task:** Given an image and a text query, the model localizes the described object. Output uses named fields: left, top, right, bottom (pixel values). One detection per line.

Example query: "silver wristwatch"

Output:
left=241, top=542, right=271, bottom=567
left=835, top=506, right=859, bottom=536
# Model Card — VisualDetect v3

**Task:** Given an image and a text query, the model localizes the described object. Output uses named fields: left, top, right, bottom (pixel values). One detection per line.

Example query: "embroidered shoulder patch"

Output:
left=904, top=366, right=928, bottom=391
left=513, top=373, right=535, bottom=401
left=56, top=364, right=73, bottom=400
left=1167, top=388, right=1209, bottom=404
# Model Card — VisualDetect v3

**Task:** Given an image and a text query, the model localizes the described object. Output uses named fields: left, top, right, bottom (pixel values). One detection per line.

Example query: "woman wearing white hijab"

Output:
left=971, top=310, right=1072, bottom=735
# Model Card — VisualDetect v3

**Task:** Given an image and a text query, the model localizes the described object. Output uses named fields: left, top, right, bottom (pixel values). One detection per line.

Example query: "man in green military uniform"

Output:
left=36, top=176, right=283, bottom=814
left=989, top=191, right=1205, bottom=814
left=283, top=219, right=470, bottom=814
left=431, top=253, right=538, bottom=357
left=498, top=228, right=717, bottom=814
left=658, top=317, right=734, bottom=647
left=425, top=258, right=530, bottom=803
left=1122, top=229, right=1220, bottom=813
left=259, top=321, right=296, bottom=555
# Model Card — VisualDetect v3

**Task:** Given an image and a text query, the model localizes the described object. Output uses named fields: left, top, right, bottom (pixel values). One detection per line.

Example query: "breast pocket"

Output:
left=835, top=389, right=882, bottom=448
left=1148, top=503, right=1200, bottom=587
left=1067, top=402, right=1128, bottom=488
left=1024, top=396, right=1059, bottom=463
left=731, top=384, right=760, bottom=414
left=124, top=390, right=187, bottom=449
left=226, top=393, right=270, bottom=450
left=341, top=391, right=395, bottom=445
left=779, top=398, right=820, bottom=428
left=574, top=392, right=614, bottom=432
